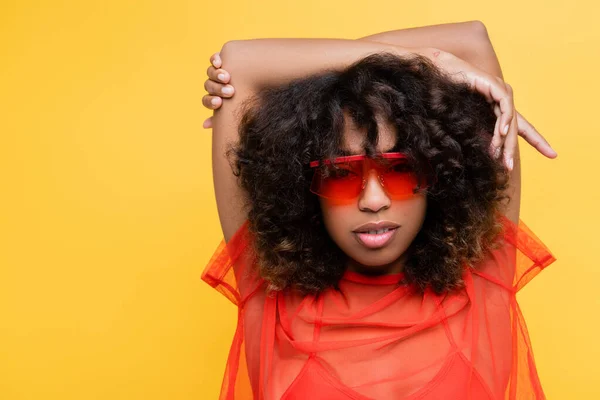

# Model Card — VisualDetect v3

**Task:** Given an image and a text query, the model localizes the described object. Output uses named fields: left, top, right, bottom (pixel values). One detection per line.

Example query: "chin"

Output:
left=347, top=249, right=405, bottom=268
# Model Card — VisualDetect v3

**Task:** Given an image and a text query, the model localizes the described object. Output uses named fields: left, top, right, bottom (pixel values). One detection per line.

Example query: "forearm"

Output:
left=358, top=21, right=504, bottom=79
left=219, top=38, right=426, bottom=92
left=358, top=22, right=521, bottom=223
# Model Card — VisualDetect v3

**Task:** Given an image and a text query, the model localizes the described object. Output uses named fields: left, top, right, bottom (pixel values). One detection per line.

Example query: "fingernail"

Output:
left=503, top=124, right=509, bottom=135
left=222, top=86, right=234, bottom=95
left=211, top=98, right=219, bottom=106
left=218, top=73, right=226, bottom=82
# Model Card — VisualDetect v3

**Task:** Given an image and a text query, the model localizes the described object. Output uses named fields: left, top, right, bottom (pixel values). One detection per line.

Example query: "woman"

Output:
left=201, top=21, right=557, bottom=399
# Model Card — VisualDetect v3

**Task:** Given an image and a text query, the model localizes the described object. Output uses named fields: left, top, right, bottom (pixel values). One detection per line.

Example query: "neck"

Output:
left=346, top=251, right=408, bottom=276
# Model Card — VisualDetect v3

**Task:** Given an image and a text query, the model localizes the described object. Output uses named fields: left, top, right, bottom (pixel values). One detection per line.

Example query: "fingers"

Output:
left=202, top=94, right=222, bottom=110
left=477, top=76, right=517, bottom=170
left=473, top=75, right=514, bottom=138
left=205, top=65, right=234, bottom=97
left=516, top=112, right=558, bottom=159
left=497, top=81, right=515, bottom=170
left=473, top=76, right=494, bottom=103
left=206, top=64, right=230, bottom=84
left=475, top=78, right=506, bottom=159
left=203, top=117, right=213, bottom=129
left=493, top=103, right=501, bottom=118
left=210, top=52, right=222, bottom=69
left=204, top=79, right=235, bottom=98
left=489, top=81, right=514, bottom=138
left=444, top=56, right=513, bottom=139
left=462, top=62, right=558, bottom=164
left=502, top=108, right=519, bottom=171
left=202, top=51, right=235, bottom=120
left=489, top=108, right=503, bottom=159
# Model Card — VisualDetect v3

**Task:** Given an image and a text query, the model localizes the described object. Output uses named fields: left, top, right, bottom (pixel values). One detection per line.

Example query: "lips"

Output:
left=352, top=221, right=400, bottom=233
left=354, top=227, right=399, bottom=249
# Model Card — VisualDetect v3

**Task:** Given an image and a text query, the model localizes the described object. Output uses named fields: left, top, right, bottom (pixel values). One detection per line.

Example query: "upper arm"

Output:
left=357, top=20, right=490, bottom=64
left=358, top=22, right=520, bottom=224
left=358, top=20, right=503, bottom=80
left=212, top=42, right=257, bottom=243
left=503, top=142, right=521, bottom=226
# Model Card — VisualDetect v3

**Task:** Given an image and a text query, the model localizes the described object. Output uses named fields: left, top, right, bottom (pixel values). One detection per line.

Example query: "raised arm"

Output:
left=356, top=21, right=521, bottom=224
left=217, top=39, right=420, bottom=92
left=210, top=30, right=533, bottom=240
left=357, top=21, right=504, bottom=79
left=212, top=39, right=424, bottom=241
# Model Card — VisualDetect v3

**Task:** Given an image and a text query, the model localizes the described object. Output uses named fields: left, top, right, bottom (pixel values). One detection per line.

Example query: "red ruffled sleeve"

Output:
left=202, top=220, right=264, bottom=306
left=468, top=214, right=557, bottom=399
left=201, top=220, right=265, bottom=400
left=473, top=214, right=557, bottom=293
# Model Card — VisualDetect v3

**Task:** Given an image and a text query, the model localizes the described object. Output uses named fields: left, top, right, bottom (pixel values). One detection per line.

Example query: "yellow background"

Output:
left=1, top=0, right=596, bottom=398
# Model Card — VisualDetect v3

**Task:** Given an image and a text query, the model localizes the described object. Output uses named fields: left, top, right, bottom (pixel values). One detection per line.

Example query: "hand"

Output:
left=423, top=48, right=557, bottom=169
left=201, top=49, right=558, bottom=167
left=202, top=52, right=234, bottom=129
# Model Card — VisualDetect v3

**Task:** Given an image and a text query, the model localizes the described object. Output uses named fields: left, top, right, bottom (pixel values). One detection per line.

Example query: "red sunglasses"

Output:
left=308, top=152, right=428, bottom=201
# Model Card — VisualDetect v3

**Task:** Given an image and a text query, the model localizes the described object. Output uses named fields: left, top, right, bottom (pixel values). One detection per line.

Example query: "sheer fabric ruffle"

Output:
left=202, top=215, right=556, bottom=399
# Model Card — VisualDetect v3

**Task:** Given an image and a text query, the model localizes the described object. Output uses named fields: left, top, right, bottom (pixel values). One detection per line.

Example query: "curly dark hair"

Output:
left=227, top=52, right=510, bottom=295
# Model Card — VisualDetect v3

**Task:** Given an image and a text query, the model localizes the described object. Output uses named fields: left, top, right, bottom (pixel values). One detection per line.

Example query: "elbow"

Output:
left=467, top=20, right=491, bottom=41
left=219, top=40, right=248, bottom=76
left=219, top=40, right=240, bottom=64
left=220, top=40, right=251, bottom=61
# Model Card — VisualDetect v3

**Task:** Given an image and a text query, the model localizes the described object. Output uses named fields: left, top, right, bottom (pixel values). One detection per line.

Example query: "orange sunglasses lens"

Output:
left=309, top=156, right=422, bottom=200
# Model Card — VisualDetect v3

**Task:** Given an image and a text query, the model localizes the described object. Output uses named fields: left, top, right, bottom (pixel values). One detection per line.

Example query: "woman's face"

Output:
left=320, top=112, right=427, bottom=275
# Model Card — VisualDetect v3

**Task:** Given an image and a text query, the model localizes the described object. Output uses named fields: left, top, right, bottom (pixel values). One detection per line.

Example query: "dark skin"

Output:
left=200, top=21, right=557, bottom=242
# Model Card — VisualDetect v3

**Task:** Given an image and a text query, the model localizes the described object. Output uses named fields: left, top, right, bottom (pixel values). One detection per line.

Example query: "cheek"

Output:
left=319, top=200, right=354, bottom=235
left=403, top=195, right=427, bottom=218
left=403, top=196, right=428, bottom=233
left=399, top=196, right=428, bottom=234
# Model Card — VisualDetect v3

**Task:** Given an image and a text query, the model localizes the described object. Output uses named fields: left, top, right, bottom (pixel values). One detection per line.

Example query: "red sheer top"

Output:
left=202, top=215, right=556, bottom=399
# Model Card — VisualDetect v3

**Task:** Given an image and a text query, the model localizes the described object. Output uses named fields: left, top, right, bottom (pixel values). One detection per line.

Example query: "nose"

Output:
left=357, top=167, right=391, bottom=213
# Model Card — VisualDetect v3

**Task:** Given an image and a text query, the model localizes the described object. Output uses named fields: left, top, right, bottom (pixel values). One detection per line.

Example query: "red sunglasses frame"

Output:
left=308, top=152, right=408, bottom=168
